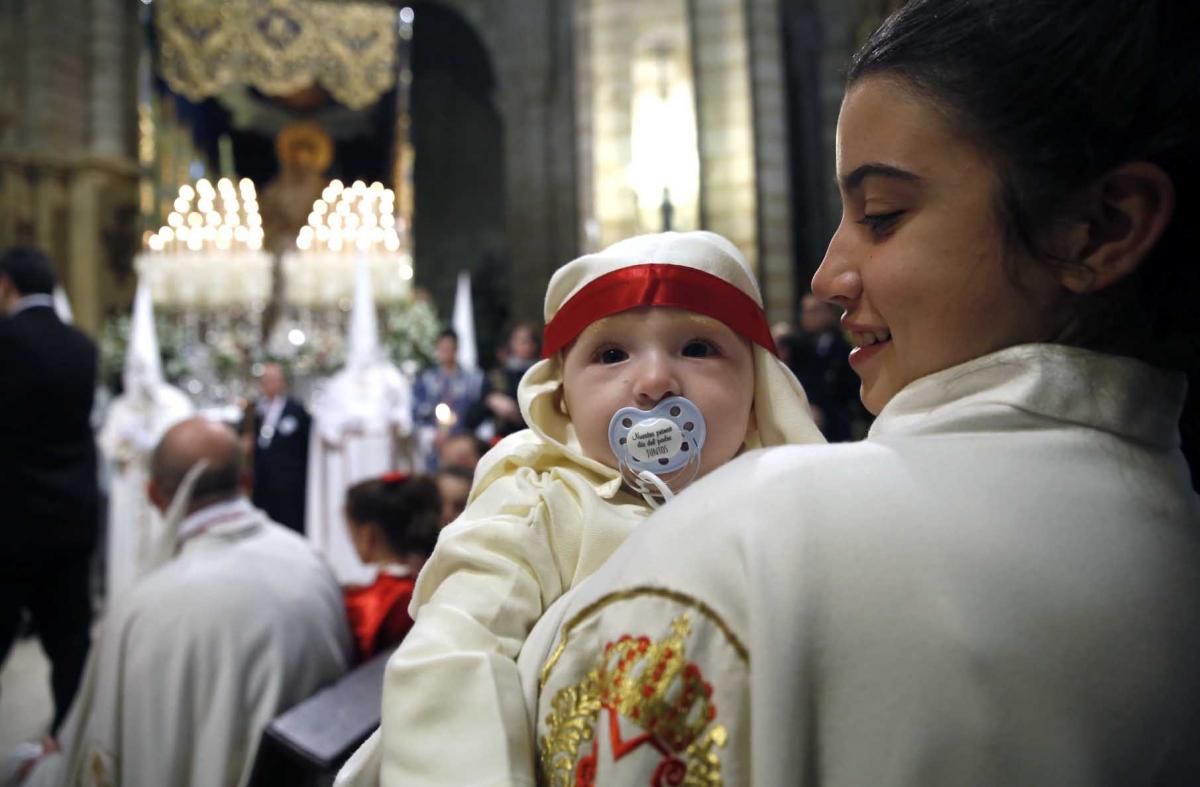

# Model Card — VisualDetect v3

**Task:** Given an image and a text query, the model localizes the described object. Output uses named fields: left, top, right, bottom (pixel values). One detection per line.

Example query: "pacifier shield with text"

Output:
left=608, top=396, right=706, bottom=475
left=626, top=418, right=683, bottom=463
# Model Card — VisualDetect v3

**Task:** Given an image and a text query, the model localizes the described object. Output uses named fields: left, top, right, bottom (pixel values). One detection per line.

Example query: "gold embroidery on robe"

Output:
left=82, top=742, right=117, bottom=787
left=539, top=585, right=749, bottom=691
left=539, top=612, right=731, bottom=786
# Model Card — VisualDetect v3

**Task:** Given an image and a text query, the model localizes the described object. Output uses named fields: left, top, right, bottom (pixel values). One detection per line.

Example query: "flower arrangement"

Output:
left=98, top=310, right=189, bottom=389
left=382, top=297, right=440, bottom=370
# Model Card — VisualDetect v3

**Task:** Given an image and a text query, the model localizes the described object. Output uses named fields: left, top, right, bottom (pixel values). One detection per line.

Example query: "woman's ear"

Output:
left=1059, top=162, right=1175, bottom=294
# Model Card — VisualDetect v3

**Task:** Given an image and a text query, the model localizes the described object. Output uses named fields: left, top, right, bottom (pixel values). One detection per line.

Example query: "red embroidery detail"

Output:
left=575, top=745, right=598, bottom=787
left=651, top=757, right=688, bottom=786
left=582, top=625, right=721, bottom=784
left=606, top=706, right=659, bottom=760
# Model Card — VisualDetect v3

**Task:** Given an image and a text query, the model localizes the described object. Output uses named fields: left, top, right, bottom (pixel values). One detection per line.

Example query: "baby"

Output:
left=336, top=230, right=824, bottom=785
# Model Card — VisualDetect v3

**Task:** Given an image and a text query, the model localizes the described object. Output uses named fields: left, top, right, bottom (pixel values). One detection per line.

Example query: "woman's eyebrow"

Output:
left=839, top=162, right=922, bottom=192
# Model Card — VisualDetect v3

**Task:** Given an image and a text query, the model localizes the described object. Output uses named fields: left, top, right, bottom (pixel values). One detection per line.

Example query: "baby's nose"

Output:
left=632, top=355, right=680, bottom=406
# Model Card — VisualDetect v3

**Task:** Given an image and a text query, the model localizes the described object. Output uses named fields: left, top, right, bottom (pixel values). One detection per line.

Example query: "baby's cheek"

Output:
left=702, top=406, right=755, bottom=472
left=577, top=423, right=620, bottom=470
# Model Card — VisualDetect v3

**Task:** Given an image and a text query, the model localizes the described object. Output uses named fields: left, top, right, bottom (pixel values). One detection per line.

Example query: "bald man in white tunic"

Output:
left=22, top=417, right=351, bottom=787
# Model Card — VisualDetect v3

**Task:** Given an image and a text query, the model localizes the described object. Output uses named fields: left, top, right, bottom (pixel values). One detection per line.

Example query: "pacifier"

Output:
left=607, top=396, right=707, bottom=507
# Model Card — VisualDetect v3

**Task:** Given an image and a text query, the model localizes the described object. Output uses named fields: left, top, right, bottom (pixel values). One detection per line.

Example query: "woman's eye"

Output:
left=856, top=210, right=904, bottom=235
left=682, top=340, right=717, bottom=358
left=597, top=347, right=628, bottom=364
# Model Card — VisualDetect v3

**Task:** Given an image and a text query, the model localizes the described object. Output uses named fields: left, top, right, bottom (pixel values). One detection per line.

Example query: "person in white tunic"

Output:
left=97, top=280, right=193, bottom=603
left=18, top=416, right=352, bottom=787
left=336, top=230, right=825, bottom=785
left=307, top=258, right=414, bottom=585
left=517, top=1, right=1200, bottom=784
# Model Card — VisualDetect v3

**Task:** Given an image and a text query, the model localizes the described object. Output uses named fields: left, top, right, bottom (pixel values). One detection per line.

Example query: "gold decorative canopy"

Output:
left=157, top=0, right=398, bottom=111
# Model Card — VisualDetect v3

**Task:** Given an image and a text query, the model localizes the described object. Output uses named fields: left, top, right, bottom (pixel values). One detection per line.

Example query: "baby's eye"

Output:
left=682, top=340, right=717, bottom=358
left=597, top=347, right=628, bottom=364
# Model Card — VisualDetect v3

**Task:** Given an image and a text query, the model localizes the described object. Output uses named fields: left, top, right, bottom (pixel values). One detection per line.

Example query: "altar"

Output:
left=100, top=176, right=438, bottom=413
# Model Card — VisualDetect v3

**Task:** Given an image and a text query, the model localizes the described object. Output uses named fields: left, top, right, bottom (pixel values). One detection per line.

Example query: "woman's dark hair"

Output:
left=850, top=0, right=1199, bottom=486
left=345, top=474, right=441, bottom=557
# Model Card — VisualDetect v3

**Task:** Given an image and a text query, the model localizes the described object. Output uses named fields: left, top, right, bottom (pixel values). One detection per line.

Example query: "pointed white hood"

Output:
left=124, top=280, right=165, bottom=400
left=53, top=285, right=74, bottom=324
left=451, top=270, right=477, bottom=371
left=346, top=255, right=381, bottom=372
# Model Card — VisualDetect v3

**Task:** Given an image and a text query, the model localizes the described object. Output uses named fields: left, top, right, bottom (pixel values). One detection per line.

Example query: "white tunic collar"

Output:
left=869, top=344, right=1186, bottom=449
left=178, top=497, right=260, bottom=545
left=9, top=293, right=55, bottom=317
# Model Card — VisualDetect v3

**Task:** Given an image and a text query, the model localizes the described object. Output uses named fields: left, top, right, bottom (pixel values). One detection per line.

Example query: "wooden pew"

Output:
left=247, top=647, right=393, bottom=787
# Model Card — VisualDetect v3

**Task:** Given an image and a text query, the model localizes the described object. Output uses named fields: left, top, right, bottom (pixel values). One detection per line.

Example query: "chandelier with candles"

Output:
left=284, top=178, right=414, bottom=307
left=121, top=175, right=436, bottom=405
left=138, top=177, right=272, bottom=309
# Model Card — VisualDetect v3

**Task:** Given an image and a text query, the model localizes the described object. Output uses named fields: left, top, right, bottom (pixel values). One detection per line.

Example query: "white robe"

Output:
left=335, top=347, right=823, bottom=786
left=26, top=499, right=352, bottom=787
left=306, top=363, right=414, bottom=585
left=96, top=386, right=194, bottom=603
left=517, top=344, right=1200, bottom=786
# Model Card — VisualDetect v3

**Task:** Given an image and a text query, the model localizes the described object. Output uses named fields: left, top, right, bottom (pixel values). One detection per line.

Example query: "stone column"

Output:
left=572, top=0, right=598, bottom=252
left=68, top=168, right=103, bottom=334
left=586, top=0, right=639, bottom=247
left=33, top=171, right=63, bottom=260
left=0, top=165, right=35, bottom=247
left=689, top=0, right=759, bottom=271
left=745, top=0, right=796, bottom=321
left=496, top=0, right=579, bottom=324
left=25, top=0, right=90, bottom=155
left=90, top=0, right=134, bottom=160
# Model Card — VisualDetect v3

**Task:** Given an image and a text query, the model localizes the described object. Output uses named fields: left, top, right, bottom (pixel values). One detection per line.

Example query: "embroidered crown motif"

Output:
left=539, top=613, right=727, bottom=787
left=595, top=615, right=715, bottom=753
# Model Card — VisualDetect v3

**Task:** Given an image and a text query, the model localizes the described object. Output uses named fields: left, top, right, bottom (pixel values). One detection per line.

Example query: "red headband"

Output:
left=380, top=471, right=409, bottom=486
left=541, top=263, right=778, bottom=359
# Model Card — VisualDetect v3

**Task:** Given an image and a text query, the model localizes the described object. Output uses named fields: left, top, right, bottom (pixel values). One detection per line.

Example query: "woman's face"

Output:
left=812, top=76, right=1070, bottom=415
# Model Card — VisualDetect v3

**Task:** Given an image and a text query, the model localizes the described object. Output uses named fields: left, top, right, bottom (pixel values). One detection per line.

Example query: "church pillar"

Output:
left=90, top=0, right=134, bottom=161
left=745, top=0, right=797, bottom=321
left=500, top=92, right=556, bottom=323
left=689, top=0, right=759, bottom=273
left=496, top=0, right=578, bottom=324
left=32, top=172, right=65, bottom=270
left=67, top=168, right=104, bottom=334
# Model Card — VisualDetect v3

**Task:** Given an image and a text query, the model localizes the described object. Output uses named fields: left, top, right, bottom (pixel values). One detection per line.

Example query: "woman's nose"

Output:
left=811, top=223, right=862, bottom=309
left=632, top=353, right=680, bottom=407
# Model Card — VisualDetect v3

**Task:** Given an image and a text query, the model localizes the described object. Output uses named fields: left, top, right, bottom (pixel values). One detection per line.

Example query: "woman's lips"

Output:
left=843, top=322, right=892, bottom=369
left=849, top=340, right=889, bottom=368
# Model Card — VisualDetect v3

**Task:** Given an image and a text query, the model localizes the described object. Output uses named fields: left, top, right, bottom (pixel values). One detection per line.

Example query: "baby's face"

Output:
left=561, top=307, right=755, bottom=482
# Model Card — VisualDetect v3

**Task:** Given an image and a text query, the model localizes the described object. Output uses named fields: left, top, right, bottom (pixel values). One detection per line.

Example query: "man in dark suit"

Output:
left=0, top=247, right=99, bottom=732
left=243, top=362, right=310, bottom=533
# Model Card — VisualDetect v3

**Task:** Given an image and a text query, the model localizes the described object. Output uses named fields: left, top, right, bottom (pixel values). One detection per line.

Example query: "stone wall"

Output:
left=432, top=0, right=579, bottom=326
left=0, top=0, right=900, bottom=332
left=746, top=0, right=795, bottom=320
left=0, top=0, right=140, bottom=335
left=690, top=0, right=759, bottom=275
left=777, top=0, right=902, bottom=302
